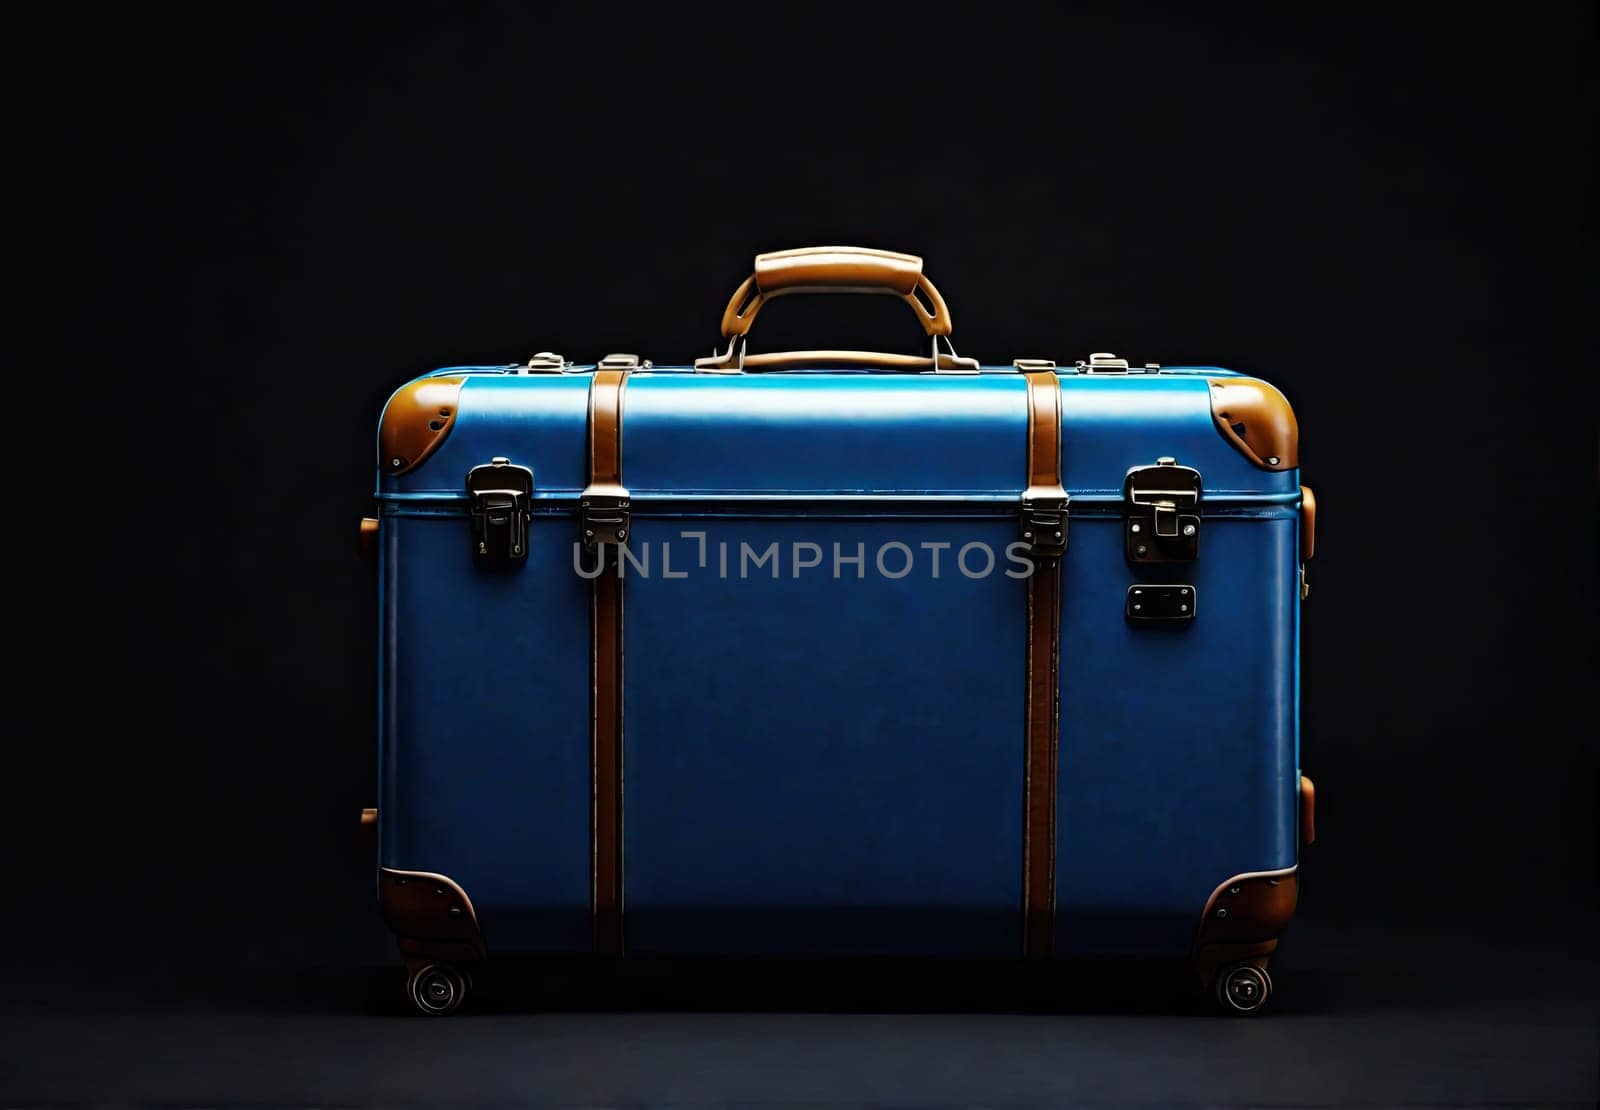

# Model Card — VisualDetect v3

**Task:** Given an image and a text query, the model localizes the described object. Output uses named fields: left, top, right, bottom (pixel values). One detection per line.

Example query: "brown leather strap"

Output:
left=586, top=368, right=628, bottom=955
left=1022, top=369, right=1065, bottom=958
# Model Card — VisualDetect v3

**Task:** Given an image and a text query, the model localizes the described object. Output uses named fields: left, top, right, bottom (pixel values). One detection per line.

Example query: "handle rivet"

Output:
left=1216, top=908, right=1228, bottom=918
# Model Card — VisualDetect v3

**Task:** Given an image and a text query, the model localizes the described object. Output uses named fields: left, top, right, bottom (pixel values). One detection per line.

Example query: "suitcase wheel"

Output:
left=406, top=962, right=469, bottom=1016
left=1214, top=962, right=1272, bottom=1015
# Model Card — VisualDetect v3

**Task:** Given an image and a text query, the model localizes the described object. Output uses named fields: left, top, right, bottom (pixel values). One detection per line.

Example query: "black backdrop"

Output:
left=7, top=4, right=1594, bottom=980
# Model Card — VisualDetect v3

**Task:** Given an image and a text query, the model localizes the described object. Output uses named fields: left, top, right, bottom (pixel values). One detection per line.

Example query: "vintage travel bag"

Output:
left=357, top=246, right=1317, bottom=1015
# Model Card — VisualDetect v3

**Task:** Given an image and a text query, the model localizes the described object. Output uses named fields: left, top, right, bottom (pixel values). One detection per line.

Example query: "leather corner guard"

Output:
left=379, top=867, right=486, bottom=962
left=586, top=368, right=630, bottom=956
left=1021, top=368, right=1065, bottom=959
left=357, top=517, right=379, bottom=559
left=1191, top=867, right=1298, bottom=988
left=1208, top=377, right=1298, bottom=471
left=1300, top=775, right=1316, bottom=847
left=1300, top=486, right=1316, bottom=562
left=379, top=376, right=464, bottom=476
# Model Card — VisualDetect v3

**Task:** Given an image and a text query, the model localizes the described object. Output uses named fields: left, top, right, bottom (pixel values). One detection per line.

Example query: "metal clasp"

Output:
left=1124, top=456, right=1202, bottom=563
left=467, top=457, right=534, bottom=564
left=520, top=351, right=568, bottom=373
left=1077, top=352, right=1161, bottom=374
left=1021, top=491, right=1068, bottom=558
left=1081, top=352, right=1130, bottom=373
left=597, top=353, right=650, bottom=371
left=580, top=487, right=631, bottom=548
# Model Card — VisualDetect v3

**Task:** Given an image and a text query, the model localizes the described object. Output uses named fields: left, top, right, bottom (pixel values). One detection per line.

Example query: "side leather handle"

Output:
left=699, top=246, right=959, bottom=372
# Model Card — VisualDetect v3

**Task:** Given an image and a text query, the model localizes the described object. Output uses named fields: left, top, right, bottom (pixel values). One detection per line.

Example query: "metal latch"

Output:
left=519, top=351, right=567, bottom=373
left=467, top=457, right=533, bottom=564
left=597, top=353, right=651, bottom=371
left=1021, top=492, right=1068, bottom=558
left=580, top=488, right=630, bottom=548
left=1124, top=456, right=1202, bottom=564
left=1013, top=358, right=1057, bottom=373
left=1126, top=584, right=1196, bottom=623
left=1077, top=352, right=1161, bottom=374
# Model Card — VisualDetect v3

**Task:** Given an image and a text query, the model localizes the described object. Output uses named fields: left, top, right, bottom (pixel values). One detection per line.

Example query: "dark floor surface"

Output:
left=3, top=911, right=1595, bottom=1109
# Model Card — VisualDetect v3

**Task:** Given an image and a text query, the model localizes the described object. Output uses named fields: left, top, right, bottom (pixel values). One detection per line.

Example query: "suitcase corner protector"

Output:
left=379, top=375, right=466, bottom=476
left=379, top=867, right=486, bottom=960
left=1208, top=376, right=1298, bottom=470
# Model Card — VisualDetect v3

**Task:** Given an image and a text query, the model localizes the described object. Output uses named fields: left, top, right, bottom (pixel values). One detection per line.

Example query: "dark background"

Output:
left=6, top=3, right=1596, bottom=1105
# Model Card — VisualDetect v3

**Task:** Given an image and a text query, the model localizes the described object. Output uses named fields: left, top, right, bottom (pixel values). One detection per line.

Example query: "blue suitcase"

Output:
left=359, top=247, right=1317, bottom=1015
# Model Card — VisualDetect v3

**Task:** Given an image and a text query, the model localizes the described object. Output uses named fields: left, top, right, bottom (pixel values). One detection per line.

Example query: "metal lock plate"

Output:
left=1124, top=457, right=1202, bottom=564
left=1126, top=584, right=1196, bottom=623
left=467, top=457, right=533, bottom=564
left=580, top=488, right=631, bottom=548
left=1020, top=492, right=1068, bottom=558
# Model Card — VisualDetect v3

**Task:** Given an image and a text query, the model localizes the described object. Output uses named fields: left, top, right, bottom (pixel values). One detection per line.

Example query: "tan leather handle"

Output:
left=699, top=246, right=960, bottom=372
left=719, top=246, right=952, bottom=339
left=755, top=246, right=923, bottom=295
